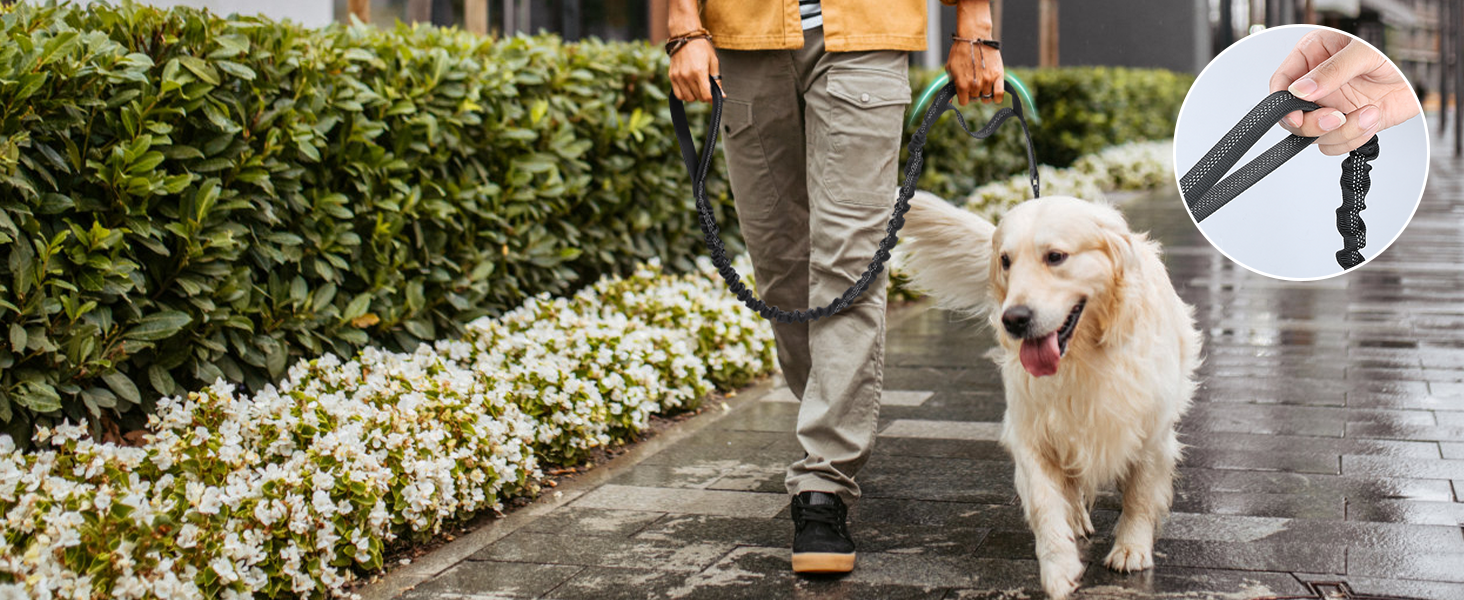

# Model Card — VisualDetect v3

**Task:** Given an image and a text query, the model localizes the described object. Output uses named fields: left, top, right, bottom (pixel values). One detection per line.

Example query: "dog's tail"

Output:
left=898, top=191, right=997, bottom=318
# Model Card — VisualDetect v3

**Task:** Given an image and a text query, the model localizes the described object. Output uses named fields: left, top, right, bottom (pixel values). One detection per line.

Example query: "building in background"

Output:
left=995, top=0, right=1212, bottom=72
left=134, top=0, right=333, bottom=27
left=125, top=0, right=1462, bottom=154
left=335, top=0, right=648, bottom=40
left=1211, top=0, right=1443, bottom=104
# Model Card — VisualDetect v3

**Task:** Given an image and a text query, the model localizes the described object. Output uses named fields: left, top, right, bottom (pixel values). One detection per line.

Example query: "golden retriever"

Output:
left=899, top=193, right=1202, bottom=599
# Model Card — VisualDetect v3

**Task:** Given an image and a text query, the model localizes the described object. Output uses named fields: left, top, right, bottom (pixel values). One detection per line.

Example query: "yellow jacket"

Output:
left=702, top=0, right=959, bottom=52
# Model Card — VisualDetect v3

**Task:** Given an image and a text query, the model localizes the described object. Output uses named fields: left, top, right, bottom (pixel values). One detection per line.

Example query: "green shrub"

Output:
left=0, top=2, right=731, bottom=441
left=907, top=66, right=1192, bottom=201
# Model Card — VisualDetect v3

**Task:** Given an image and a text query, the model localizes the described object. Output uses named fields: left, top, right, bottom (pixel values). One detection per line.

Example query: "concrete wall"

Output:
left=1000, top=0, right=1212, bottom=73
left=133, top=0, right=334, bottom=27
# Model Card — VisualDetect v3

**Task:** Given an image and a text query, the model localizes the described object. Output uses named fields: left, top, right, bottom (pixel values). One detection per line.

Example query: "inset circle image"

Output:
left=1173, top=24, right=1428, bottom=281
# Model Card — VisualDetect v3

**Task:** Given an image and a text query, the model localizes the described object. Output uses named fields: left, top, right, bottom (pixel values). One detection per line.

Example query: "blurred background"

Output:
left=122, top=0, right=1462, bottom=154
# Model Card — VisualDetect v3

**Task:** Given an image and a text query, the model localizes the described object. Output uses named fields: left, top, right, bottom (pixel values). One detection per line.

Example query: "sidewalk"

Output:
left=367, top=126, right=1464, bottom=600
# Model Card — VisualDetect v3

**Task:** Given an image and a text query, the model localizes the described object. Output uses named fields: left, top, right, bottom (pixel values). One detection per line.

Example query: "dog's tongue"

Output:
left=1019, top=333, right=1061, bottom=377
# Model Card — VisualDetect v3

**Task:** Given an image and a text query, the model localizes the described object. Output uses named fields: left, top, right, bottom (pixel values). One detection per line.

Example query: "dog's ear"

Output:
left=1093, top=209, right=1145, bottom=346
left=1090, top=203, right=1140, bottom=278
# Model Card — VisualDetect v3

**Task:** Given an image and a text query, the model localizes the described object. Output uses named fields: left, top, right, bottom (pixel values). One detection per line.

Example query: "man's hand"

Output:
left=670, top=38, right=721, bottom=103
left=947, top=0, right=1003, bottom=106
left=1270, top=29, right=1420, bottom=156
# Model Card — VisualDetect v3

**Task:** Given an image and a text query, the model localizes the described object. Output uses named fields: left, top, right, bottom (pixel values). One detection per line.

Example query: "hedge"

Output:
left=906, top=67, right=1193, bottom=202
left=0, top=2, right=731, bottom=442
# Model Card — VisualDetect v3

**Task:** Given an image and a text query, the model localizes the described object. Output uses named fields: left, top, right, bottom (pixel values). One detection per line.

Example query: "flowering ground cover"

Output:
left=965, top=139, right=1176, bottom=219
left=0, top=259, right=774, bottom=599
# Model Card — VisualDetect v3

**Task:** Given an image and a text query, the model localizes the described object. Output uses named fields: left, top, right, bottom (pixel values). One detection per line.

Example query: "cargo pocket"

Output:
left=822, top=67, right=911, bottom=207
left=720, top=98, right=782, bottom=219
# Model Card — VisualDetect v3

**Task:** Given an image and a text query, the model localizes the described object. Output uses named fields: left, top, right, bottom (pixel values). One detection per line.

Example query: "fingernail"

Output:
left=1287, top=113, right=1303, bottom=128
left=1288, top=78, right=1318, bottom=99
left=1358, top=105, right=1379, bottom=130
left=1318, top=112, right=1345, bottom=131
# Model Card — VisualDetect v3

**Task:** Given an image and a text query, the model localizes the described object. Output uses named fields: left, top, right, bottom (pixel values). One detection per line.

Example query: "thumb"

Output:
left=1287, top=40, right=1384, bottom=102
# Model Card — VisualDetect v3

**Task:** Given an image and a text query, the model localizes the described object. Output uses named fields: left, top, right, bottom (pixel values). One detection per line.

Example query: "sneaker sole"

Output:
left=791, top=552, right=856, bottom=573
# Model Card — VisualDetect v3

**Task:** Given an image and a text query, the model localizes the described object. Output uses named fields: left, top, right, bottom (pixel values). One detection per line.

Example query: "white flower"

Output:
left=0, top=256, right=778, bottom=599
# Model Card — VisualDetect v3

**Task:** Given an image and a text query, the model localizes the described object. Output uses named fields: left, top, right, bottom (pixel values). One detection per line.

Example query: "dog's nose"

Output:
left=1002, top=305, right=1033, bottom=337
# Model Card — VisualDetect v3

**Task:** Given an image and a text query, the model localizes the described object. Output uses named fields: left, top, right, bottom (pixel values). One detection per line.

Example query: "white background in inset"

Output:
left=1173, top=24, right=1429, bottom=281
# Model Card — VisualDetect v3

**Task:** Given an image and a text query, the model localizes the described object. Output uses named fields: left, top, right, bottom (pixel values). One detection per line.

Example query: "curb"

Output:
left=353, top=376, right=783, bottom=600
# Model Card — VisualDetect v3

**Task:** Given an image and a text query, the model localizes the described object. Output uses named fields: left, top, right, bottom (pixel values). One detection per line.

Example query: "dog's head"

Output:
left=989, top=197, right=1140, bottom=378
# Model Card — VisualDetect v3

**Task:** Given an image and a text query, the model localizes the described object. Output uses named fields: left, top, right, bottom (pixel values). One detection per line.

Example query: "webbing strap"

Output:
left=670, top=78, right=1038, bottom=323
left=1335, top=135, right=1379, bottom=269
left=1180, top=90, right=1380, bottom=270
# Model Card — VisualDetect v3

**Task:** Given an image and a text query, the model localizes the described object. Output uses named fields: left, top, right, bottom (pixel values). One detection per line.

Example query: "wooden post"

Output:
left=466, top=0, right=488, bottom=34
left=1038, top=0, right=1058, bottom=67
left=406, top=0, right=431, bottom=24
left=650, top=0, right=669, bottom=41
left=1455, top=0, right=1462, bottom=155
left=991, top=0, right=1001, bottom=41
left=348, top=0, right=370, bottom=23
left=1219, top=0, right=1234, bottom=49
left=1440, top=0, right=1451, bottom=136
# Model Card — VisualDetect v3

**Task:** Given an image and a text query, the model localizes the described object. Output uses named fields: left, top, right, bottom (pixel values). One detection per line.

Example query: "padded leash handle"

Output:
left=1180, top=91, right=1320, bottom=221
left=670, top=78, right=1038, bottom=323
left=1179, top=90, right=1381, bottom=270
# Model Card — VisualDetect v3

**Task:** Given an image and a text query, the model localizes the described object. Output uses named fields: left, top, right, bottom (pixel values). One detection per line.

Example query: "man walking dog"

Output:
left=666, top=0, right=1005, bottom=574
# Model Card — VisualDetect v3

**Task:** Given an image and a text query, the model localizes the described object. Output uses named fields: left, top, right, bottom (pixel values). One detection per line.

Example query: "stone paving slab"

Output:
left=879, top=419, right=1003, bottom=440
left=470, top=529, right=737, bottom=572
left=761, top=387, right=934, bottom=406
left=373, top=125, right=1464, bottom=599
left=569, top=485, right=787, bottom=518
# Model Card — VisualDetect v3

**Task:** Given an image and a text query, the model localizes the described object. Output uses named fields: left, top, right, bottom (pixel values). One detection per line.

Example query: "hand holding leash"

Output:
left=1269, top=29, right=1418, bottom=155
left=670, top=77, right=1039, bottom=323
left=667, top=28, right=721, bottom=103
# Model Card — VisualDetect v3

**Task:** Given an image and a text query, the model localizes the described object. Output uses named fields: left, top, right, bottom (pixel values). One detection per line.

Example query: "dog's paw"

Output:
left=1074, top=510, right=1095, bottom=538
left=1039, top=552, right=1083, bottom=599
left=1103, top=542, right=1154, bottom=573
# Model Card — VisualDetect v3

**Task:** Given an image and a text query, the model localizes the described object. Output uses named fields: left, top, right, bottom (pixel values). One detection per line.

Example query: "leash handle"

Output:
left=1179, top=90, right=1379, bottom=270
left=670, top=77, right=1038, bottom=323
left=1180, top=90, right=1320, bottom=221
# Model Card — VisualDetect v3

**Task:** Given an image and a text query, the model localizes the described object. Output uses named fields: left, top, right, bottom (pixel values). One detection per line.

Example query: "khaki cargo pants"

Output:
left=718, top=27, right=910, bottom=504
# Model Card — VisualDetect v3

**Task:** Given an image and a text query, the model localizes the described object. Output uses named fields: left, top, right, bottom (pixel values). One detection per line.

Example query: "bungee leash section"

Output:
left=670, top=77, right=1040, bottom=324
left=1180, top=90, right=1380, bottom=269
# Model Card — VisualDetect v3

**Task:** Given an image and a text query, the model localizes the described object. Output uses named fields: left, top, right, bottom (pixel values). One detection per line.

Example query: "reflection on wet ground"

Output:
left=394, top=128, right=1463, bottom=599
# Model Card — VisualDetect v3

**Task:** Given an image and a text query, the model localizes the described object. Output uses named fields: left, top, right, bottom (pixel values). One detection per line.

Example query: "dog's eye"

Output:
left=1000, top=253, right=1010, bottom=270
left=1045, top=251, right=1067, bottom=266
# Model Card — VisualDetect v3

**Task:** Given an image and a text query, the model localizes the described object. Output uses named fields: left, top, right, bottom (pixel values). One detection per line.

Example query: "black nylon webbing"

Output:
left=1336, top=135, right=1379, bottom=269
left=670, top=78, right=1039, bottom=323
left=1180, top=90, right=1381, bottom=270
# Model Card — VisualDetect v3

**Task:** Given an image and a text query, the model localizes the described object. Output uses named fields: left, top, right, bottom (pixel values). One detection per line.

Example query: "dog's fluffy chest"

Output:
left=999, top=356, right=1180, bottom=486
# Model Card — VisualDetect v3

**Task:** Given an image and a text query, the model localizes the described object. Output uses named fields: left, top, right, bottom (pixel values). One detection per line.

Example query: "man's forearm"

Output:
left=956, top=0, right=994, bottom=37
left=668, top=0, right=702, bottom=37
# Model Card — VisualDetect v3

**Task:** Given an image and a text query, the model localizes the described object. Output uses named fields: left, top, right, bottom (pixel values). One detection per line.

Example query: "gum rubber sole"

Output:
left=791, top=552, right=856, bottom=573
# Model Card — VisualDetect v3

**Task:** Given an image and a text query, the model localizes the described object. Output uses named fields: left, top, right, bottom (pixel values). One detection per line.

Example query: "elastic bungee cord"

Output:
left=1180, top=90, right=1380, bottom=269
left=669, top=77, right=1040, bottom=323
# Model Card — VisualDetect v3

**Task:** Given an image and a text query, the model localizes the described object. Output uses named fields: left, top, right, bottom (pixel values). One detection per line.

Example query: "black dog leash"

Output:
left=1180, top=90, right=1379, bottom=269
left=670, top=78, right=1039, bottom=323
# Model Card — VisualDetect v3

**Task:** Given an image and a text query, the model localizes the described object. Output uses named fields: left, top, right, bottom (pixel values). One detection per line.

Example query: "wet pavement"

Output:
left=384, top=126, right=1464, bottom=599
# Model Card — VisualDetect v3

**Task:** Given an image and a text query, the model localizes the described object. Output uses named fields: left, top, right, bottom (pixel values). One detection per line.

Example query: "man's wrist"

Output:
left=669, top=20, right=704, bottom=38
left=667, top=0, right=702, bottom=39
left=955, top=0, right=994, bottom=38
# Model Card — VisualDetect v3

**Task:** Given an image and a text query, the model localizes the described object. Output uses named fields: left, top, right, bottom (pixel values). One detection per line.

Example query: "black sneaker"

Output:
left=790, top=491, right=855, bottom=573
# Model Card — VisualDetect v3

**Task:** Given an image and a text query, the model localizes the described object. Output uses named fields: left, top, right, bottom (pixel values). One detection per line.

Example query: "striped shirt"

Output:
left=799, top=0, right=822, bottom=29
